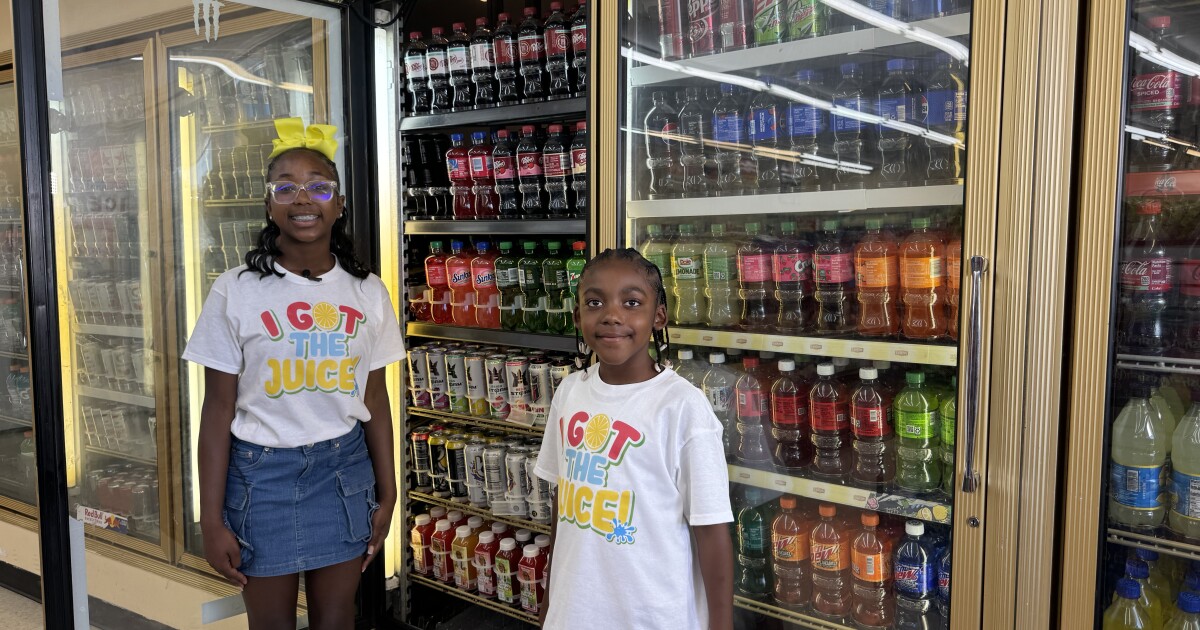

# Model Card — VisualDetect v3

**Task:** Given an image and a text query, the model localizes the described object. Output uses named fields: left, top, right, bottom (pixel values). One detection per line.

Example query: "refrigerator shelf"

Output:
left=669, top=327, right=958, bottom=366
left=77, top=386, right=155, bottom=409
left=408, top=489, right=552, bottom=535
left=399, top=96, right=587, bottom=132
left=201, top=119, right=278, bottom=134
left=84, top=444, right=155, bottom=466
left=0, top=414, right=30, bottom=430
left=625, top=185, right=965, bottom=219
left=628, top=13, right=972, bottom=87
left=733, top=596, right=851, bottom=630
left=75, top=323, right=143, bottom=338
left=1125, top=170, right=1200, bottom=197
left=0, top=350, right=26, bottom=360
left=402, top=219, right=587, bottom=235
left=406, top=322, right=578, bottom=354
left=1115, top=353, right=1200, bottom=376
left=0, top=285, right=21, bottom=292
left=409, top=573, right=538, bottom=626
left=1107, top=527, right=1200, bottom=562
left=407, top=407, right=546, bottom=438
left=202, top=198, right=266, bottom=208
left=728, top=465, right=952, bottom=524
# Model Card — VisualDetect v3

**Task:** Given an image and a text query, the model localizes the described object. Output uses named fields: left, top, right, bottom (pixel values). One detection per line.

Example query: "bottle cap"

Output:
left=712, top=223, right=725, bottom=236
left=906, top=371, right=925, bottom=385
left=451, top=239, right=464, bottom=251
left=523, top=544, right=540, bottom=558
left=721, top=82, right=734, bottom=94
left=432, top=27, right=444, bottom=35
left=430, top=240, right=443, bottom=250
left=1148, top=16, right=1171, bottom=28
left=430, top=506, right=447, bottom=518
left=780, top=220, right=796, bottom=232
left=491, top=522, right=509, bottom=534
left=499, top=538, right=517, bottom=551
left=467, top=516, right=484, bottom=529
left=450, top=133, right=464, bottom=142
left=795, top=69, right=817, bottom=82
left=572, top=241, right=586, bottom=251
left=779, top=496, right=797, bottom=509
left=472, top=131, right=487, bottom=142
left=479, top=532, right=495, bottom=544
left=435, top=519, right=452, bottom=532
left=409, top=31, right=423, bottom=40
left=861, top=512, right=879, bottom=527
left=746, top=222, right=760, bottom=233
left=860, top=367, right=878, bottom=380
left=547, top=241, right=562, bottom=250
left=1181, top=592, right=1200, bottom=614
left=1186, top=571, right=1200, bottom=592
left=456, top=525, right=473, bottom=538
left=524, top=7, right=537, bottom=16
left=840, top=62, right=859, bottom=75
left=678, top=349, right=694, bottom=360
left=819, top=504, right=836, bottom=517
left=817, top=363, right=834, bottom=376
left=912, top=217, right=931, bottom=229
left=1116, top=577, right=1141, bottom=600
left=710, top=353, right=725, bottom=364
left=535, top=534, right=551, bottom=547
left=1139, top=199, right=1162, bottom=215
left=822, top=219, right=839, bottom=231
left=887, top=59, right=905, bottom=71
left=906, top=520, right=925, bottom=536
left=447, top=510, right=463, bottom=522
left=1134, top=548, right=1158, bottom=562
left=833, top=357, right=849, bottom=367
left=866, top=219, right=883, bottom=230
left=779, top=359, right=795, bottom=372
left=653, top=90, right=666, bottom=101
left=496, top=129, right=510, bottom=139
left=499, top=241, right=513, bottom=250
left=551, top=1, right=563, bottom=9
left=414, top=514, right=431, bottom=526
left=476, top=17, right=488, bottom=26
left=576, top=121, right=587, bottom=131
left=477, top=241, right=491, bottom=252
left=516, top=528, right=532, bottom=541
left=548, top=124, right=563, bottom=133
left=1126, top=558, right=1150, bottom=580
left=499, top=12, right=510, bottom=21
left=680, top=223, right=695, bottom=234
left=522, top=124, right=536, bottom=134
left=524, top=241, right=536, bottom=252
left=453, top=22, right=466, bottom=30
left=743, top=356, right=760, bottom=368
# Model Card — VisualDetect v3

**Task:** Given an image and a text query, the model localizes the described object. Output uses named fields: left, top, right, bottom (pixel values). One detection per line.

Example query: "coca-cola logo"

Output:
left=1122, top=260, right=1154, bottom=278
left=1155, top=175, right=1176, bottom=192
left=1132, top=73, right=1175, bottom=91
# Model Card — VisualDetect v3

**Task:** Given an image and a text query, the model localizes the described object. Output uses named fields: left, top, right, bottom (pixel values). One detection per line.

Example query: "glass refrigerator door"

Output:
left=619, top=1, right=972, bottom=628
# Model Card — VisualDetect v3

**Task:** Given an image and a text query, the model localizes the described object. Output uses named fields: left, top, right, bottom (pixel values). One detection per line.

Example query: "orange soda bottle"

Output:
left=811, top=503, right=852, bottom=621
left=899, top=217, right=946, bottom=339
left=854, top=218, right=900, bottom=337
left=771, top=495, right=812, bottom=609
left=851, top=512, right=895, bottom=627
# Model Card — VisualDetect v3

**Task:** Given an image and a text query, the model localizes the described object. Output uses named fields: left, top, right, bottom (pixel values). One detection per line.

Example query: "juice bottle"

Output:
left=1105, top=578, right=1152, bottom=630
left=736, top=356, right=772, bottom=467
left=851, top=367, right=896, bottom=490
left=518, top=241, right=547, bottom=332
left=471, top=241, right=500, bottom=329
left=771, top=359, right=812, bottom=472
left=900, top=217, right=947, bottom=340
left=518, top=544, right=546, bottom=614
left=542, top=241, right=571, bottom=334
left=494, top=538, right=521, bottom=606
left=1110, top=382, right=1168, bottom=528
left=855, top=218, right=900, bottom=337
left=703, top=352, right=737, bottom=460
left=774, top=220, right=816, bottom=334
left=704, top=223, right=740, bottom=328
left=446, top=133, right=475, bottom=219
left=739, top=222, right=778, bottom=332
left=852, top=512, right=894, bottom=628
left=431, top=518, right=455, bottom=583
left=452, top=525, right=480, bottom=591
left=446, top=240, right=477, bottom=327
left=671, top=223, right=706, bottom=325
left=425, top=241, right=452, bottom=324
left=1125, top=558, right=1165, bottom=628
left=495, top=242, right=522, bottom=331
left=941, top=376, right=958, bottom=496
left=1169, top=592, right=1200, bottom=630
left=814, top=219, right=857, bottom=333
left=945, top=229, right=962, bottom=340
left=810, top=503, right=852, bottom=621
left=810, top=362, right=852, bottom=482
left=895, top=372, right=942, bottom=495
left=771, top=495, right=811, bottom=610
left=736, top=486, right=772, bottom=600
left=410, top=514, right=436, bottom=576
left=1172, top=397, right=1200, bottom=539
left=640, top=224, right=675, bottom=314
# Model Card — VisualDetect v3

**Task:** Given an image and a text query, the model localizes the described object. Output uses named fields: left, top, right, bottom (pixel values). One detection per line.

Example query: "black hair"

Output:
left=574, top=247, right=671, bottom=372
left=242, top=147, right=371, bottom=280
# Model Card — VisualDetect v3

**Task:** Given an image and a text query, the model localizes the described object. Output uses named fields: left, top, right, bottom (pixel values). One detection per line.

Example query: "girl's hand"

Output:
left=362, top=499, right=395, bottom=572
left=201, top=521, right=247, bottom=588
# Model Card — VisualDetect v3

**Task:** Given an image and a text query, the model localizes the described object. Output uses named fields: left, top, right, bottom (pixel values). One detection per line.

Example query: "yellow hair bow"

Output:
left=268, top=117, right=339, bottom=161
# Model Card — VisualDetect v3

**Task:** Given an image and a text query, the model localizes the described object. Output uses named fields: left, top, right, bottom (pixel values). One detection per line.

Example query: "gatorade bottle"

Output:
left=446, top=241, right=477, bottom=327
left=518, top=544, right=546, bottom=614
left=425, top=241, right=452, bottom=324
left=774, top=220, right=816, bottom=334
left=940, top=377, right=957, bottom=496
left=452, top=525, right=480, bottom=591
left=736, top=356, right=772, bottom=467
left=1169, top=592, right=1200, bottom=630
left=772, top=495, right=812, bottom=610
left=641, top=224, right=675, bottom=314
left=1132, top=549, right=1173, bottom=615
left=704, top=223, right=740, bottom=328
left=1105, top=578, right=1153, bottom=630
left=739, top=222, right=778, bottom=332
left=895, top=372, right=942, bottom=495
left=1110, top=382, right=1169, bottom=529
left=895, top=520, right=939, bottom=629
left=494, top=538, right=521, bottom=606
left=474, top=531, right=499, bottom=599
left=517, top=125, right=545, bottom=217
left=411, top=514, right=436, bottom=576
left=815, top=219, right=857, bottom=333
left=771, top=359, right=812, bottom=472
left=543, top=241, right=571, bottom=334
left=492, top=129, right=520, bottom=218
left=671, top=224, right=707, bottom=325
left=852, top=512, right=895, bottom=628
left=810, top=362, right=852, bottom=482
left=426, top=28, right=451, bottom=111
left=518, top=241, right=547, bottom=332
left=468, top=132, right=498, bottom=219
left=1125, top=558, right=1166, bottom=629
left=447, top=22, right=474, bottom=110
left=446, top=134, right=475, bottom=219
left=855, top=218, right=900, bottom=338
left=703, top=352, right=738, bottom=460
left=900, top=217, right=947, bottom=339
left=495, top=242, right=522, bottom=331
left=736, top=486, right=773, bottom=600
left=851, top=367, right=896, bottom=490
left=811, top=503, right=852, bottom=621
left=472, top=242, right=500, bottom=329
left=431, top=518, right=456, bottom=583
left=1174, top=397, right=1200, bottom=540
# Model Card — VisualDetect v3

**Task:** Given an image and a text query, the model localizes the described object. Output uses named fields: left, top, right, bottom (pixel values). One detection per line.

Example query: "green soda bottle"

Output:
left=565, top=241, right=587, bottom=334
left=640, top=224, right=675, bottom=314
left=542, top=241, right=570, bottom=334
left=894, top=371, right=941, bottom=494
left=518, top=241, right=547, bottom=332
left=495, top=242, right=522, bottom=331
left=735, top=486, right=772, bottom=600
left=940, top=376, right=957, bottom=496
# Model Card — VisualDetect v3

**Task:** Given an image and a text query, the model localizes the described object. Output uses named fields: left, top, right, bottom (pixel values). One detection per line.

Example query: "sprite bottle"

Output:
left=895, top=371, right=941, bottom=494
left=564, top=241, right=587, bottom=335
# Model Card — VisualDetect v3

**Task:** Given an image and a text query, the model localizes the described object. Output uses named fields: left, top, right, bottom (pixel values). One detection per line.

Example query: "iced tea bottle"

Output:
left=811, top=503, right=852, bottom=621
left=855, top=218, right=900, bottom=337
left=772, top=495, right=812, bottom=610
left=810, top=362, right=852, bottom=482
left=900, top=217, right=947, bottom=340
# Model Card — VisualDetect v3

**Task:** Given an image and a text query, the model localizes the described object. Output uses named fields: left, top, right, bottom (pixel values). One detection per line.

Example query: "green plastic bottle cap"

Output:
left=646, top=224, right=662, bottom=236
left=547, top=241, right=561, bottom=250
left=912, top=217, right=931, bottom=229
left=712, top=224, right=725, bottom=235
left=430, top=240, right=443, bottom=249
left=499, top=241, right=513, bottom=250
left=781, top=221, right=796, bottom=231
left=746, top=222, right=760, bottom=233
left=865, top=219, right=883, bottom=230
left=524, top=242, right=536, bottom=252
left=906, top=371, right=925, bottom=384
left=680, top=224, right=694, bottom=234
left=822, top=220, right=839, bottom=231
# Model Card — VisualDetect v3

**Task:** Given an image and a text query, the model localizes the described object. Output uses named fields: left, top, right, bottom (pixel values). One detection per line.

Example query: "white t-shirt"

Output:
left=181, top=262, right=406, bottom=448
left=533, top=365, right=733, bottom=630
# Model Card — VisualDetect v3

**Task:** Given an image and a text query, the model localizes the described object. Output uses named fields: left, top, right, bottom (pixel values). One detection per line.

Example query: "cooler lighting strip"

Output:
left=819, top=0, right=971, bottom=63
left=1129, top=31, right=1200, bottom=79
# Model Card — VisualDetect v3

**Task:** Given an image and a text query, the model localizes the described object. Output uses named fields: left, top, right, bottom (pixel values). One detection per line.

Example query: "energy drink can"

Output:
left=427, top=349, right=449, bottom=410
left=686, top=0, right=717, bottom=56
left=483, top=444, right=509, bottom=497
left=549, top=360, right=573, bottom=393
left=527, top=359, right=552, bottom=425
left=428, top=433, right=450, bottom=495
left=486, top=354, right=511, bottom=419
left=464, top=440, right=489, bottom=507
left=465, top=353, right=490, bottom=417
left=505, top=447, right=529, bottom=499
left=445, top=350, right=468, bottom=414
left=505, top=356, right=530, bottom=418
left=446, top=438, right=469, bottom=501
left=524, top=452, right=552, bottom=502
left=657, top=0, right=686, bottom=60
left=410, top=429, right=433, bottom=490
left=407, top=347, right=431, bottom=408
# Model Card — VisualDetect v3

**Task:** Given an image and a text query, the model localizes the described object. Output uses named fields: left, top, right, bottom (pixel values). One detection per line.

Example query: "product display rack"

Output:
left=405, top=323, right=578, bottom=354
left=669, top=327, right=958, bottom=366
left=408, top=407, right=546, bottom=438
left=408, top=490, right=552, bottom=536
left=403, top=218, right=587, bottom=234
left=733, top=595, right=853, bottom=630
left=625, top=185, right=965, bottom=219
left=399, top=96, right=585, bottom=132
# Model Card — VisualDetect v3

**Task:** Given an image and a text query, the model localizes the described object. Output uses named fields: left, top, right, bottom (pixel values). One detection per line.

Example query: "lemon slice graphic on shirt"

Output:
left=584, top=414, right=612, bottom=452
left=312, top=302, right=341, bottom=331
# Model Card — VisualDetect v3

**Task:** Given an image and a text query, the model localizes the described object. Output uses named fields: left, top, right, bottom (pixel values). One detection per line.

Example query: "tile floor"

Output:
left=0, top=584, right=101, bottom=629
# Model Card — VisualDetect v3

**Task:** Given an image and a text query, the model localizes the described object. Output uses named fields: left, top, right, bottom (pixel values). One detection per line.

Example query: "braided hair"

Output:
left=574, top=247, right=671, bottom=373
left=242, top=147, right=372, bottom=280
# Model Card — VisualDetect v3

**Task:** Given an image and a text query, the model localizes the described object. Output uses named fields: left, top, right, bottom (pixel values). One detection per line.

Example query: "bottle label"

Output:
left=752, top=0, right=783, bottom=41
left=518, top=564, right=539, bottom=612
left=811, top=540, right=848, bottom=571
left=739, top=523, right=766, bottom=555
left=543, top=151, right=570, bottom=177
left=470, top=42, right=494, bottom=69
left=495, top=556, right=515, bottom=602
left=737, top=387, right=768, bottom=419
left=938, top=564, right=951, bottom=600
left=494, top=38, right=515, bottom=66
left=494, top=155, right=517, bottom=181
left=412, top=542, right=430, bottom=573
left=712, top=112, right=745, bottom=143
left=926, top=88, right=967, bottom=124
left=1120, top=257, right=1173, bottom=291
left=572, top=23, right=588, bottom=53
left=517, top=152, right=543, bottom=177
left=519, top=34, right=545, bottom=62
left=448, top=46, right=470, bottom=73
left=895, top=560, right=935, bottom=597
left=426, top=50, right=447, bottom=76
left=852, top=548, right=888, bottom=583
left=452, top=546, right=474, bottom=589
left=673, top=255, right=702, bottom=281
left=832, top=97, right=864, bottom=131
left=476, top=550, right=495, bottom=595
left=739, top=253, right=772, bottom=282
left=856, top=256, right=899, bottom=288
left=747, top=107, right=777, bottom=142
left=941, top=411, right=956, bottom=447
left=896, top=409, right=936, bottom=439
left=815, top=253, right=854, bottom=283
left=1172, top=470, right=1200, bottom=519
left=495, top=266, right=517, bottom=288
left=705, top=384, right=733, bottom=413
left=946, top=254, right=962, bottom=290
left=405, top=55, right=428, bottom=79
left=447, top=264, right=472, bottom=288
left=1131, top=71, right=1183, bottom=111
left=426, top=263, right=448, bottom=286
left=852, top=402, right=891, bottom=437
left=469, top=155, right=494, bottom=179
left=902, top=256, right=944, bottom=289
left=773, top=252, right=813, bottom=283
left=544, top=27, right=569, bottom=57
left=706, top=255, right=735, bottom=282
left=811, top=400, right=849, bottom=431
left=472, top=267, right=496, bottom=289
left=877, top=95, right=908, bottom=124
left=787, top=103, right=824, bottom=137
left=572, top=147, right=588, bottom=176
left=446, top=156, right=470, bottom=181
left=1110, top=462, right=1164, bottom=509
left=774, top=532, right=809, bottom=561
left=646, top=252, right=671, bottom=277
left=772, top=392, right=806, bottom=427
left=1183, top=259, right=1200, bottom=297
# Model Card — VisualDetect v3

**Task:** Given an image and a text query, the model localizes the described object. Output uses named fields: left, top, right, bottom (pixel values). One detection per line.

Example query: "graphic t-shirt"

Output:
left=181, top=262, right=406, bottom=448
left=533, top=366, right=733, bottom=630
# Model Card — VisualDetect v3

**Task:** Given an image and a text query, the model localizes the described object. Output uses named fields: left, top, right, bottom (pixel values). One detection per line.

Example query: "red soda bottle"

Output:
left=445, top=133, right=475, bottom=219
left=809, top=362, right=852, bottom=482
left=736, top=356, right=772, bottom=466
left=426, top=28, right=451, bottom=111
left=492, top=129, right=520, bottom=218
left=542, top=124, right=572, bottom=217
left=774, top=220, right=816, bottom=334
left=493, top=14, right=520, bottom=104
left=447, top=22, right=474, bottom=110
left=770, top=359, right=811, bottom=472
left=811, top=503, right=852, bottom=621
left=518, top=8, right=547, bottom=100
left=516, top=125, right=545, bottom=217
left=1119, top=199, right=1173, bottom=355
left=468, top=131, right=498, bottom=218
left=543, top=2, right=573, bottom=97
left=472, top=241, right=500, bottom=329
left=850, top=367, right=895, bottom=490
left=570, top=2, right=588, bottom=94
left=570, top=121, right=588, bottom=216
left=446, top=241, right=477, bottom=327
left=851, top=511, right=895, bottom=627
left=470, top=18, right=497, bottom=107
left=739, top=222, right=778, bottom=332
left=771, top=495, right=812, bottom=610
left=425, top=241, right=452, bottom=324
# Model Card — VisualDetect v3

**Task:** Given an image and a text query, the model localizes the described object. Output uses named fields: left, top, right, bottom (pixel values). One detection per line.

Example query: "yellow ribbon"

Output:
left=268, top=117, right=339, bottom=161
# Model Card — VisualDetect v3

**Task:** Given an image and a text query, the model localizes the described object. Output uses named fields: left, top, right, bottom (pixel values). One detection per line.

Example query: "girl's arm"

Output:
left=361, top=367, right=397, bottom=572
left=197, top=368, right=246, bottom=587
left=693, top=523, right=734, bottom=630
left=539, top=493, right=558, bottom=627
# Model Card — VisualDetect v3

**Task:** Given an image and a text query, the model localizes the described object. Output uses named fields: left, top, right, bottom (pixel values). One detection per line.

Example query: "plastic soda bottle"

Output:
left=1110, top=382, right=1169, bottom=528
left=641, top=224, right=675, bottom=315
left=940, top=377, right=957, bottom=496
left=446, top=134, right=475, bottom=219
left=830, top=63, right=868, bottom=190
left=542, top=124, right=572, bottom=217
left=446, top=240, right=477, bottom=327
left=876, top=59, right=916, bottom=187
left=671, top=223, right=707, bottom=325
left=425, top=241, right=452, bottom=324
left=810, top=362, right=852, bottom=482
left=493, top=14, right=520, bottom=104
left=404, top=32, right=431, bottom=114
left=542, top=241, right=571, bottom=334
left=678, top=87, right=711, bottom=198
left=815, top=219, right=857, bottom=333
left=468, top=131, right=498, bottom=219
left=1105, top=578, right=1153, bottom=630
left=492, top=129, right=520, bottom=218
left=565, top=241, right=587, bottom=333
left=518, top=7, right=547, bottom=100
left=452, top=525, right=480, bottom=591
left=495, top=242, right=522, bottom=331
left=674, top=349, right=706, bottom=389
left=644, top=90, right=681, bottom=199
left=704, top=223, right=740, bottom=327
left=736, top=486, right=773, bottom=600
left=901, top=217, right=947, bottom=339
left=747, top=76, right=782, bottom=193
left=937, top=545, right=952, bottom=624
left=774, top=220, right=816, bottom=334
left=447, top=22, right=474, bottom=110
left=771, top=359, right=812, bottom=472
left=852, top=512, right=895, bottom=628
left=736, top=356, right=772, bottom=467
left=1169, top=592, right=1200, bottom=630
left=712, top=83, right=745, bottom=196
left=895, top=372, right=942, bottom=494
left=894, top=520, right=939, bottom=629
left=471, top=241, right=500, bottom=329
left=856, top=218, right=900, bottom=337
left=1172, top=396, right=1200, bottom=539
left=426, top=28, right=451, bottom=111
left=570, top=121, right=588, bottom=214
left=1119, top=199, right=1173, bottom=356
left=851, top=367, right=896, bottom=490
left=470, top=18, right=497, bottom=107
left=739, top=222, right=778, bottom=332
left=703, top=352, right=737, bottom=460
left=516, top=125, right=545, bottom=218
left=494, top=538, right=521, bottom=606
left=811, top=503, right=852, bottom=621
left=772, top=495, right=812, bottom=610
left=518, top=241, right=547, bottom=332
left=924, top=53, right=968, bottom=185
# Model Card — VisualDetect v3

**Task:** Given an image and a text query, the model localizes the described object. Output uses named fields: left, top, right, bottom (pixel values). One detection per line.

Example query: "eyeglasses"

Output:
left=267, top=180, right=339, bottom=204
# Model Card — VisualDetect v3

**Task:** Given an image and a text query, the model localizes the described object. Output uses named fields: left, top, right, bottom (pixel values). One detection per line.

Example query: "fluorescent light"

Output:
left=170, top=54, right=314, bottom=94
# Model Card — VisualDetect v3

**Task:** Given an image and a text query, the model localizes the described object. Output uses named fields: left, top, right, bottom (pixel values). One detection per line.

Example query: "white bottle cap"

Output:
left=467, top=516, right=484, bottom=529
left=874, top=360, right=891, bottom=369
left=500, top=538, right=517, bottom=551
left=906, top=520, right=925, bottom=537
left=479, top=532, right=496, bottom=544
left=414, top=514, right=431, bottom=526
left=535, top=534, right=551, bottom=548
left=778, top=359, right=796, bottom=372
left=456, top=525, right=473, bottom=538
left=430, top=506, right=447, bottom=519
left=447, top=510, right=463, bottom=522
left=710, top=353, right=725, bottom=364
left=679, top=349, right=694, bottom=360
left=491, top=522, right=509, bottom=535
left=817, top=363, right=835, bottom=376
left=515, top=529, right=532, bottom=542
left=435, top=519, right=452, bottom=532
left=860, top=367, right=878, bottom=380
left=523, top=544, right=540, bottom=558
left=833, top=357, right=850, bottom=367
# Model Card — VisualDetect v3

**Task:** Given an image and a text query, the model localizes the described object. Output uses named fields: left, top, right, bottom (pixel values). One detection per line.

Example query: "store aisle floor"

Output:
left=0, top=584, right=101, bottom=629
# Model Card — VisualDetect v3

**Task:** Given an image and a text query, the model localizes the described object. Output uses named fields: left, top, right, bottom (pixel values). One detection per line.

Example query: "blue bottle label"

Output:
left=937, top=560, right=950, bottom=600
left=832, top=97, right=864, bottom=131
left=747, top=107, right=777, bottom=142
left=877, top=95, right=909, bottom=124
left=787, top=104, right=825, bottom=137
left=1110, top=462, right=1164, bottom=509
left=865, top=0, right=900, bottom=18
left=894, top=558, right=935, bottom=597
left=712, top=112, right=746, bottom=143
left=1173, top=470, right=1200, bottom=519
left=926, top=89, right=968, bottom=125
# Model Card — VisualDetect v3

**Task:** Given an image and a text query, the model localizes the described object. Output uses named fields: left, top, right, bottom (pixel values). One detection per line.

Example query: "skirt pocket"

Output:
left=222, top=479, right=254, bottom=569
left=335, top=459, right=378, bottom=543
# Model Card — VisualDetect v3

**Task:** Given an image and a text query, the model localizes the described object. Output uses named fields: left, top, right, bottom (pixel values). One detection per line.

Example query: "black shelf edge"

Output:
left=399, top=96, right=587, bottom=131
left=406, top=407, right=546, bottom=438
left=733, top=596, right=852, bottom=630
left=402, top=219, right=586, bottom=235
left=405, top=322, right=577, bottom=353
left=409, top=574, right=539, bottom=626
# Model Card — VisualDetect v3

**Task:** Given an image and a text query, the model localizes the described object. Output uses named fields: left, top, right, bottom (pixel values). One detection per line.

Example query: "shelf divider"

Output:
left=406, top=322, right=578, bottom=353
left=1107, top=527, right=1200, bottom=562
left=728, top=465, right=952, bottom=524
left=399, top=97, right=586, bottom=131
left=407, top=407, right=546, bottom=437
left=670, top=327, right=958, bottom=366
left=626, top=185, right=964, bottom=219
left=408, top=490, right=551, bottom=535
left=733, top=595, right=852, bottom=630
left=403, top=218, right=586, bottom=235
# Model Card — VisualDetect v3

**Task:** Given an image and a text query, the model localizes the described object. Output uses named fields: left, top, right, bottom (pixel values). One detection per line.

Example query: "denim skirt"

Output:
left=222, top=422, right=378, bottom=577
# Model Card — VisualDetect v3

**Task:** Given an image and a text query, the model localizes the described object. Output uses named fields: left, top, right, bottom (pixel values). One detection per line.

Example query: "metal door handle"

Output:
left=961, top=256, right=987, bottom=493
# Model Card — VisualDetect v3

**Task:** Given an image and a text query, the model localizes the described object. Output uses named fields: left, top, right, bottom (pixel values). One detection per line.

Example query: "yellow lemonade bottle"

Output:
left=1104, top=578, right=1151, bottom=630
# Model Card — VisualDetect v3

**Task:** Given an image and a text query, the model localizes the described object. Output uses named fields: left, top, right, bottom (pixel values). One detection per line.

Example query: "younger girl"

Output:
left=182, top=119, right=405, bottom=629
left=532, top=248, right=734, bottom=629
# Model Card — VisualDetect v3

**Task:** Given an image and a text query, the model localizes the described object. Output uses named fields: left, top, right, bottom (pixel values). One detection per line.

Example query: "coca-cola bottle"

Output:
left=570, top=121, right=588, bottom=216
left=518, top=8, right=547, bottom=101
left=1129, top=16, right=1184, bottom=171
left=542, top=124, right=572, bottom=218
left=448, top=22, right=474, bottom=110
left=493, top=14, right=521, bottom=104
left=645, top=90, right=681, bottom=199
left=446, top=133, right=474, bottom=219
left=403, top=32, right=431, bottom=114
left=516, top=125, right=545, bottom=217
left=571, top=1, right=588, bottom=94
left=678, top=87, right=711, bottom=198
left=1119, top=199, right=1174, bottom=355
left=426, top=28, right=452, bottom=111
left=492, top=129, right=520, bottom=218
left=468, top=131, right=498, bottom=219
left=470, top=18, right=497, bottom=108
left=544, top=2, right=573, bottom=98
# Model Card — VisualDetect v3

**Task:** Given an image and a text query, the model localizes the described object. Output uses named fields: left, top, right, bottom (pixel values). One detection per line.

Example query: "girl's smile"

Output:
left=575, top=258, right=667, bottom=385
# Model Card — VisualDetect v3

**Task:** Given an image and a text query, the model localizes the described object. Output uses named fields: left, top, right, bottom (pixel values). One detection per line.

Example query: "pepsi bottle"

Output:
left=677, top=87, right=711, bottom=197
left=785, top=70, right=826, bottom=192
left=830, top=62, right=869, bottom=190
left=876, top=59, right=914, bottom=187
left=747, top=77, right=782, bottom=194
left=924, top=53, right=967, bottom=185
left=712, top=83, right=745, bottom=196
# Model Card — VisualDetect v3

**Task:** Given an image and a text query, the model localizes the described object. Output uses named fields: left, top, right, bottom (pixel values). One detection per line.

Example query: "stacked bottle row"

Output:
left=201, top=142, right=273, bottom=203
left=1126, top=16, right=1200, bottom=174
left=639, top=214, right=962, bottom=341
left=734, top=491, right=951, bottom=628
left=66, top=144, right=144, bottom=195
left=648, top=0, right=970, bottom=60
left=403, top=3, right=588, bottom=114
left=409, top=506, right=551, bottom=616
left=80, top=400, right=156, bottom=461
left=413, top=239, right=587, bottom=335
left=1104, top=547, right=1200, bottom=630
left=62, top=67, right=145, bottom=129
left=638, top=56, right=967, bottom=198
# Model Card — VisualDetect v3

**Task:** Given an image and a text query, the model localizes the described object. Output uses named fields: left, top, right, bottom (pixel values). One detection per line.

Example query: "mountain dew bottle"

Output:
left=940, top=377, right=957, bottom=496
left=543, top=242, right=571, bottom=334
left=564, top=241, right=587, bottom=335
left=518, top=241, right=547, bottom=332
left=496, top=242, right=522, bottom=331
left=895, top=371, right=941, bottom=494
